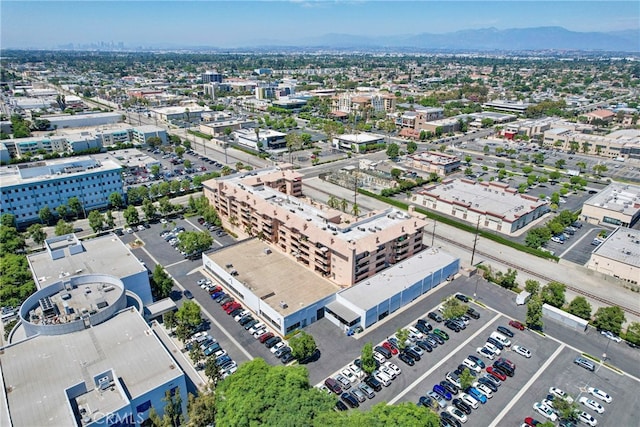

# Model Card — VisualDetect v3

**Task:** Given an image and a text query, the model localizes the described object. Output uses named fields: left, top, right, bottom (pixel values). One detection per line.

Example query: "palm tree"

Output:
left=340, top=198, right=348, bottom=212
left=351, top=203, right=360, bottom=217
left=327, top=195, right=339, bottom=209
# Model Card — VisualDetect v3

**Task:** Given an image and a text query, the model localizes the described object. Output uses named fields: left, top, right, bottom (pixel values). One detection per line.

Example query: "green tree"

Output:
left=183, top=159, right=192, bottom=169
left=123, top=205, right=139, bottom=225
left=441, top=297, right=468, bottom=320
left=150, top=164, right=161, bottom=177
left=187, top=390, right=216, bottom=427
left=158, top=196, right=173, bottom=217
left=87, top=210, right=105, bottom=233
left=593, top=306, right=626, bottom=335
left=157, top=388, right=184, bottom=427
left=386, top=142, right=400, bottom=159
left=164, top=310, right=177, bottom=331
left=459, top=368, right=475, bottom=390
left=0, top=253, right=36, bottom=307
left=0, top=214, right=16, bottom=228
left=105, top=210, right=116, bottom=229
left=152, top=264, right=175, bottom=299
left=361, top=342, right=376, bottom=375
left=625, top=322, right=640, bottom=345
left=178, top=231, right=213, bottom=256
left=567, top=296, right=592, bottom=320
left=524, top=280, right=540, bottom=295
left=214, top=359, right=336, bottom=426
left=395, top=328, right=410, bottom=351
left=39, top=206, right=54, bottom=225
left=524, top=227, right=552, bottom=248
left=0, top=225, right=26, bottom=256
left=109, top=192, right=124, bottom=209
left=67, top=196, right=83, bottom=218
left=142, top=198, right=157, bottom=220
left=540, top=281, right=566, bottom=308
left=176, top=300, right=202, bottom=331
left=289, top=331, right=317, bottom=361
left=147, top=136, right=162, bottom=149
left=406, top=140, right=417, bottom=154
left=526, top=294, right=544, bottom=330
left=27, top=223, right=47, bottom=247
left=54, top=219, right=73, bottom=236
left=204, top=357, right=222, bottom=385
left=56, top=204, right=68, bottom=220
left=189, top=345, right=205, bottom=369
left=553, top=397, right=579, bottom=422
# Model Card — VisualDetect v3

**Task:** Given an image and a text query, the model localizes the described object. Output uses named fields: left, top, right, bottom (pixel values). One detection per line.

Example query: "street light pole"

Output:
left=470, top=216, right=481, bottom=267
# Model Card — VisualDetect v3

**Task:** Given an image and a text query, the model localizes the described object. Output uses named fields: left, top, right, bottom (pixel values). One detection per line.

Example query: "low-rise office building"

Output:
left=581, top=183, right=640, bottom=227
left=1, top=279, right=186, bottom=427
left=234, top=128, right=286, bottom=151
left=0, top=157, right=123, bottom=227
left=542, top=127, right=640, bottom=159
left=131, top=125, right=167, bottom=145
left=586, top=226, right=640, bottom=284
left=42, top=112, right=123, bottom=129
left=482, top=100, right=534, bottom=114
left=333, top=133, right=386, bottom=153
left=406, top=151, right=461, bottom=177
left=412, top=179, right=549, bottom=235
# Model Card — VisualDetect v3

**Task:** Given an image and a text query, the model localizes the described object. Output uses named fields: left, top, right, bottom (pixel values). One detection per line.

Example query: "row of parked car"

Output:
left=525, top=385, right=612, bottom=427
left=197, top=277, right=295, bottom=364
left=185, top=329, right=238, bottom=379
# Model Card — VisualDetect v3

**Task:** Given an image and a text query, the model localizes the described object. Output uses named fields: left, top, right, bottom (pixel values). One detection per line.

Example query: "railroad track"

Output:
left=436, top=234, right=640, bottom=318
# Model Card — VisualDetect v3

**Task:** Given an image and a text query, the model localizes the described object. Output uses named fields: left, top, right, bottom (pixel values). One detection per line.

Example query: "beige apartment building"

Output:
left=203, top=166, right=427, bottom=287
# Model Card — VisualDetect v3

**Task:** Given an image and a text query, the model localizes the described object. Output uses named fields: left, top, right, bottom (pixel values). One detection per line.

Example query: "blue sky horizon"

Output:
left=1, top=1, right=639, bottom=49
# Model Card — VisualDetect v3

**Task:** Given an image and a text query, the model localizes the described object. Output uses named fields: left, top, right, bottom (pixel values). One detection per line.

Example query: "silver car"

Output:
left=350, top=388, right=366, bottom=403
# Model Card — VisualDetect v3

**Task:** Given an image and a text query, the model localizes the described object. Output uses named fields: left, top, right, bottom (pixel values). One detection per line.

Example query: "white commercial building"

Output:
left=0, top=157, right=123, bottom=227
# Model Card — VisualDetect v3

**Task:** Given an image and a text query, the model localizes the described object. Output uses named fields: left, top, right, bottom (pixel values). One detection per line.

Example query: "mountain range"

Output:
left=248, top=27, right=639, bottom=52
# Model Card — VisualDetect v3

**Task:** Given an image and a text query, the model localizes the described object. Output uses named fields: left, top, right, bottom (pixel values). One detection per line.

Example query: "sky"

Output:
left=1, top=1, right=639, bottom=48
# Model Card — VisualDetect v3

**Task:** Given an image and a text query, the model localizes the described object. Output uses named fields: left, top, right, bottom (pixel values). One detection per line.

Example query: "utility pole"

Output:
left=431, top=219, right=436, bottom=247
left=470, top=216, right=480, bottom=267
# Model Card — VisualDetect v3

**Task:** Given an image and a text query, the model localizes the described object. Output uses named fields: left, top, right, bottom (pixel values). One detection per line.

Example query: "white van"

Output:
left=490, top=331, right=512, bottom=347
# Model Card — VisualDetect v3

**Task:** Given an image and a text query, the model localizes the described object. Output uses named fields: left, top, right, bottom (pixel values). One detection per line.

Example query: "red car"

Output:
left=486, top=366, right=507, bottom=381
left=258, top=332, right=274, bottom=343
left=225, top=302, right=241, bottom=314
left=208, top=286, right=222, bottom=294
left=524, top=417, right=540, bottom=426
left=509, top=320, right=525, bottom=331
left=382, top=341, right=399, bottom=355
left=221, top=300, right=236, bottom=310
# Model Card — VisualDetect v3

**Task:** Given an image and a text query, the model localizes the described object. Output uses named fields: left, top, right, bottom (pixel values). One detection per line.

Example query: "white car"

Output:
left=234, top=310, right=250, bottom=321
left=341, top=368, right=357, bottom=383
left=373, top=351, right=386, bottom=365
left=380, top=365, right=397, bottom=380
left=249, top=323, right=265, bottom=334
left=588, top=387, right=612, bottom=403
left=373, top=370, right=392, bottom=387
left=462, top=358, right=482, bottom=373
left=600, top=330, right=622, bottom=343
left=549, top=387, right=574, bottom=403
left=446, top=405, right=468, bottom=424
left=579, top=396, right=605, bottom=414
left=252, top=328, right=267, bottom=339
left=348, top=363, right=365, bottom=380
left=270, top=341, right=286, bottom=354
left=473, top=382, right=493, bottom=399
left=383, top=361, right=402, bottom=376
left=484, top=342, right=501, bottom=355
left=578, top=411, right=598, bottom=426
left=512, top=345, right=531, bottom=358
left=459, top=392, right=479, bottom=410
left=533, top=402, right=558, bottom=421
left=476, top=347, right=495, bottom=360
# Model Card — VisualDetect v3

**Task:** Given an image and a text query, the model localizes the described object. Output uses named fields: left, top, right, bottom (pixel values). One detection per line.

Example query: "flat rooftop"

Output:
left=418, top=179, right=546, bottom=222
left=339, top=247, right=458, bottom=310
left=591, top=226, right=640, bottom=268
left=206, top=238, right=340, bottom=316
left=28, top=233, right=146, bottom=289
left=584, top=183, right=640, bottom=217
left=0, top=309, right=182, bottom=427
left=410, top=151, right=460, bottom=165
left=0, top=157, right=121, bottom=187
left=337, top=133, right=384, bottom=144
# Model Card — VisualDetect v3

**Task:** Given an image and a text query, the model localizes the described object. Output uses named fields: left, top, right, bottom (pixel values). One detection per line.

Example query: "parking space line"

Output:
left=138, top=244, right=255, bottom=362
left=388, top=313, right=501, bottom=405
left=558, top=229, right=594, bottom=258
left=488, top=343, right=565, bottom=427
left=164, top=259, right=190, bottom=269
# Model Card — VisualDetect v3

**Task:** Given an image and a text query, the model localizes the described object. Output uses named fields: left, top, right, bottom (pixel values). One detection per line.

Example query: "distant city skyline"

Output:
left=1, top=1, right=639, bottom=49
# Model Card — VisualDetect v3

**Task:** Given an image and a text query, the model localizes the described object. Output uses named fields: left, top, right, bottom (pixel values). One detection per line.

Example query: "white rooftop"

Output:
left=0, top=157, right=121, bottom=187
left=584, top=183, right=640, bottom=217
left=591, top=226, right=640, bottom=268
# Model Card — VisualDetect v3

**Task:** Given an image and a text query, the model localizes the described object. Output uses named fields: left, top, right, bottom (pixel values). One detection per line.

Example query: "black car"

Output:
left=242, top=318, right=258, bottom=329
left=466, top=307, right=481, bottom=319
left=404, top=348, right=421, bottom=361
left=455, top=293, right=470, bottom=303
left=424, top=335, right=439, bottom=348
left=229, top=308, right=243, bottom=318
left=418, top=395, right=434, bottom=408
left=457, top=364, right=477, bottom=377
left=335, top=401, right=348, bottom=411
left=444, top=320, right=460, bottom=332
left=239, top=316, right=254, bottom=326
left=482, top=374, right=501, bottom=388
left=440, top=412, right=462, bottom=427
left=486, top=337, right=504, bottom=350
left=416, top=340, right=433, bottom=352
left=364, top=376, right=383, bottom=392
left=493, top=362, right=514, bottom=377
left=265, top=336, right=282, bottom=348
left=398, top=352, right=415, bottom=366
left=355, top=358, right=380, bottom=370
left=415, top=322, right=431, bottom=335
left=280, top=352, right=295, bottom=364
left=478, top=377, right=498, bottom=392
left=497, top=326, right=514, bottom=337
left=374, top=345, right=392, bottom=359
left=341, top=392, right=359, bottom=408
left=416, top=319, right=433, bottom=331
left=183, top=290, right=194, bottom=299
left=467, top=354, right=485, bottom=369
left=440, top=380, right=459, bottom=396
left=428, top=311, right=444, bottom=323
left=452, top=398, right=472, bottom=415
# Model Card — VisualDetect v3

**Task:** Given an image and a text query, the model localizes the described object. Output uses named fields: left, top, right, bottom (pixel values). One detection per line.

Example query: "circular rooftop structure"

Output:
left=19, top=274, right=129, bottom=337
